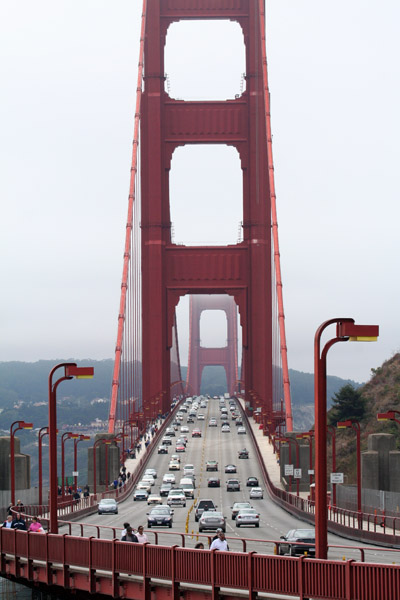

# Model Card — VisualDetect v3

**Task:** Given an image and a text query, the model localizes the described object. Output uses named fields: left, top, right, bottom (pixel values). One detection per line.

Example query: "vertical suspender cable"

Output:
left=258, top=0, right=293, bottom=431
left=109, top=1, right=147, bottom=433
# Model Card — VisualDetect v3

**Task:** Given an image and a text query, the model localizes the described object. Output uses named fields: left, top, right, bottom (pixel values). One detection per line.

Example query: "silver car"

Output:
left=199, top=511, right=226, bottom=532
left=249, top=487, right=263, bottom=499
left=98, top=498, right=118, bottom=514
left=235, top=508, right=260, bottom=527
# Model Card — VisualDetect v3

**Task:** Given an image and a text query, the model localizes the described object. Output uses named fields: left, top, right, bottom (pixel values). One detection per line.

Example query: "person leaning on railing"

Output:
left=29, top=517, right=45, bottom=533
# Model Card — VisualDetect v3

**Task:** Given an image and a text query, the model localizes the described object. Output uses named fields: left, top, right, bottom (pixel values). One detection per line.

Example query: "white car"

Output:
left=183, top=464, right=195, bottom=477
left=197, top=413, right=205, bottom=420
left=237, top=427, right=246, bottom=435
left=221, top=425, right=230, bottom=433
left=169, top=461, right=180, bottom=471
left=250, top=487, right=264, bottom=499
left=167, top=489, right=186, bottom=507
left=180, top=426, right=189, bottom=433
left=171, top=454, right=180, bottom=463
left=145, top=468, right=157, bottom=479
left=137, top=481, right=151, bottom=492
left=147, top=493, right=163, bottom=505
left=142, top=476, right=155, bottom=486
left=163, top=473, right=176, bottom=484
left=235, top=508, right=260, bottom=527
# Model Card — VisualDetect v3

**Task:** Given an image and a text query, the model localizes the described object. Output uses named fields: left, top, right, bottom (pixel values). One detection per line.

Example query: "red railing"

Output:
left=238, top=402, right=400, bottom=545
left=1, top=528, right=399, bottom=600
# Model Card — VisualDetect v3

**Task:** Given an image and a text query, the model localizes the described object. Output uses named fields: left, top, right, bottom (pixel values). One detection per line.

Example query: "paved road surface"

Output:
left=69, top=397, right=399, bottom=565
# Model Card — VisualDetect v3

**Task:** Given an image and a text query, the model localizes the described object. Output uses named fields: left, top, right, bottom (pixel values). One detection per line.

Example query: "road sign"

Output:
left=72, top=471, right=79, bottom=477
left=308, top=469, right=315, bottom=475
left=294, top=468, right=302, bottom=479
left=285, top=464, right=294, bottom=476
left=330, top=473, right=344, bottom=484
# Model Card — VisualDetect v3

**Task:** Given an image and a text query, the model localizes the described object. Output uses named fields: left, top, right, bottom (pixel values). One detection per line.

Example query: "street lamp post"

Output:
left=337, top=420, right=362, bottom=519
left=61, top=432, right=73, bottom=498
left=38, top=426, right=49, bottom=506
left=314, top=319, right=378, bottom=559
left=74, top=435, right=90, bottom=492
left=48, top=363, right=94, bottom=534
left=10, top=420, right=33, bottom=506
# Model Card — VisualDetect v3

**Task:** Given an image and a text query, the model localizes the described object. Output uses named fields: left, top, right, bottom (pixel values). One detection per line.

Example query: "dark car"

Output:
left=226, top=478, right=240, bottom=491
left=225, top=464, right=237, bottom=473
left=207, top=477, right=220, bottom=487
left=160, top=483, right=173, bottom=497
left=147, top=506, right=174, bottom=528
left=238, top=448, right=249, bottom=459
left=246, top=477, right=259, bottom=487
left=279, top=529, right=316, bottom=556
left=235, top=419, right=243, bottom=427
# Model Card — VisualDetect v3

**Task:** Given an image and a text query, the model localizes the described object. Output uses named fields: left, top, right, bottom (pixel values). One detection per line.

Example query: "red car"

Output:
left=192, top=429, right=202, bottom=438
left=175, top=444, right=186, bottom=452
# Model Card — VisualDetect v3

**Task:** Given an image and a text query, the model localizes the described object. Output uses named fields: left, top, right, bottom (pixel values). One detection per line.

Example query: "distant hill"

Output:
left=0, top=360, right=358, bottom=431
left=329, top=353, right=400, bottom=484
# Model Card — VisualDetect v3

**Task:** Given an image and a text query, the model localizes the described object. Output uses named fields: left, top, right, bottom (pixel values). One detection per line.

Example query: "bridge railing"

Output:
left=238, top=402, right=400, bottom=544
left=0, top=528, right=399, bottom=600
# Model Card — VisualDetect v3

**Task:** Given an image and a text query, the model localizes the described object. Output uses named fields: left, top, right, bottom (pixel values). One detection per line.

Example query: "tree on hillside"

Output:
left=328, top=384, right=366, bottom=426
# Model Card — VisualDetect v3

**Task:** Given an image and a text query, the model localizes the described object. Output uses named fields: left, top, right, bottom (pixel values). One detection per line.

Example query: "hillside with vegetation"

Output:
left=327, top=353, right=400, bottom=485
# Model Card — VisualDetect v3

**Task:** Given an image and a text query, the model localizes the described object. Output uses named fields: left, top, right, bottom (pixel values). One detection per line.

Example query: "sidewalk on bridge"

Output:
left=239, top=399, right=311, bottom=500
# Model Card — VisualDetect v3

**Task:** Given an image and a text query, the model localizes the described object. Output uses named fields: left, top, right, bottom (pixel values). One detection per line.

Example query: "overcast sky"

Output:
left=1, top=1, right=399, bottom=385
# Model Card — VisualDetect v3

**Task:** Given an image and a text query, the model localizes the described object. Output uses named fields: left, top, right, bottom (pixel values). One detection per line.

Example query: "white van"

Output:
left=179, top=477, right=195, bottom=499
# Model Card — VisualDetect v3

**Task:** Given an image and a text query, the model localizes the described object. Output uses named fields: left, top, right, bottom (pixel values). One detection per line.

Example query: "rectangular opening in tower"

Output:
left=165, top=20, right=246, bottom=101
left=170, top=144, right=243, bottom=246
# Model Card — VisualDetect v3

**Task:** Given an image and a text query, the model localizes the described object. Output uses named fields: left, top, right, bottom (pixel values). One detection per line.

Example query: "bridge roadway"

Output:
left=70, top=399, right=398, bottom=565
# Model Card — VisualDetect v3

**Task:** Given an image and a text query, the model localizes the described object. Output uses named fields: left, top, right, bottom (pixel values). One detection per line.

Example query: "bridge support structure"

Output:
left=141, top=0, right=273, bottom=416
left=186, top=295, right=238, bottom=396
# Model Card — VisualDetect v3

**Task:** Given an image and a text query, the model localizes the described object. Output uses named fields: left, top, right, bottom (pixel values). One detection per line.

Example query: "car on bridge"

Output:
left=192, top=429, right=202, bottom=437
left=147, top=493, right=162, bottom=505
left=169, top=460, right=180, bottom=471
left=198, top=511, right=226, bottom=533
left=226, top=478, right=240, bottom=492
left=161, top=437, right=172, bottom=446
left=98, top=498, right=118, bottom=515
left=279, top=529, right=316, bottom=556
left=160, top=483, right=172, bottom=497
left=167, top=489, right=186, bottom=507
left=221, top=424, right=230, bottom=433
left=246, top=477, right=259, bottom=487
left=145, top=468, right=157, bottom=479
left=225, top=464, right=237, bottom=473
left=249, top=487, right=263, bottom=499
left=147, top=506, right=173, bottom=528
left=163, top=473, right=176, bottom=484
left=237, top=427, right=246, bottom=435
left=158, top=445, right=168, bottom=454
left=235, top=508, right=260, bottom=528
left=180, top=426, right=189, bottom=433
left=175, top=444, right=186, bottom=452
left=133, top=489, right=149, bottom=501
left=207, top=477, right=220, bottom=487
left=238, top=448, right=249, bottom=459
left=194, top=499, right=217, bottom=521
left=231, top=501, right=252, bottom=519
left=206, top=460, right=218, bottom=471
